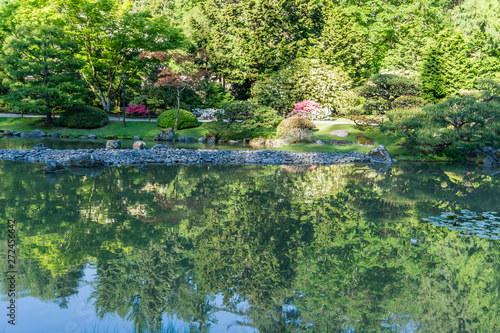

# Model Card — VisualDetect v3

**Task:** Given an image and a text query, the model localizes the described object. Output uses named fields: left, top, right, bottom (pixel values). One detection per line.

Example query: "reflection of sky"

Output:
left=0, top=267, right=257, bottom=333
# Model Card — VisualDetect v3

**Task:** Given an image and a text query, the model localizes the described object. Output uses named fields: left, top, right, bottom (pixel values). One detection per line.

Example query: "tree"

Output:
left=62, top=0, right=186, bottom=112
left=2, top=25, right=83, bottom=124
left=139, top=50, right=208, bottom=130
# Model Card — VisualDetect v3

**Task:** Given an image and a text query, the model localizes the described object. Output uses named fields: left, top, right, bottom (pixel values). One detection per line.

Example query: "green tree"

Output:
left=2, top=25, right=83, bottom=124
left=310, top=6, right=374, bottom=84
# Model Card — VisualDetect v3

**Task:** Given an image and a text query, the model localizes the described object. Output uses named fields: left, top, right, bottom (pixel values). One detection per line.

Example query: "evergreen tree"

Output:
left=2, top=25, right=84, bottom=123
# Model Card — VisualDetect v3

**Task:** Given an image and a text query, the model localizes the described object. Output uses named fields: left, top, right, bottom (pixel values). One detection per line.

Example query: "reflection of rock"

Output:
left=34, top=143, right=49, bottom=150
left=367, top=145, right=392, bottom=164
left=132, top=141, right=147, bottom=149
left=43, top=160, right=64, bottom=173
left=88, top=134, right=96, bottom=140
left=45, top=172, right=64, bottom=184
left=466, top=146, right=500, bottom=166
left=356, top=135, right=376, bottom=147
left=69, top=167, right=104, bottom=177
left=157, top=128, right=175, bottom=141
left=368, top=162, right=391, bottom=174
left=330, top=130, right=349, bottom=137
left=106, top=140, right=121, bottom=149
left=70, top=154, right=104, bottom=167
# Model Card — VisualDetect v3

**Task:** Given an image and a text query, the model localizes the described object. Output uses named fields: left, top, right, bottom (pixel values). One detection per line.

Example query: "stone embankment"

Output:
left=0, top=145, right=393, bottom=168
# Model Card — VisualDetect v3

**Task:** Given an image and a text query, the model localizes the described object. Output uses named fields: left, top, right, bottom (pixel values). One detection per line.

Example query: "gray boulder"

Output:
left=157, top=128, right=175, bottom=141
left=315, top=139, right=326, bottom=145
left=50, top=133, right=61, bottom=138
left=70, top=154, right=105, bottom=167
left=26, top=129, right=46, bottom=137
left=88, top=134, right=97, bottom=140
left=13, top=132, right=22, bottom=136
left=132, top=141, right=147, bottom=149
left=133, top=136, right=140, bottom=141
left=228, top=140, right=238, bottom=144
left=4, top=130, right=13, bottom=136
left=367, top=145, right=392, bottom=164
left=43, top=160, right=65, bottom=173
left=33, top=143, right=49, bottom=150
left=185, top=136, right=195, bottom=143
left=330, top=130, right=349, bottom=138
left=106, top=140, right=121, bottom=149
left=206, top=136, right=216, bottom=144
left=197, top=137, right=204, bottom=143
left=178, top=135, right=185, bottom=142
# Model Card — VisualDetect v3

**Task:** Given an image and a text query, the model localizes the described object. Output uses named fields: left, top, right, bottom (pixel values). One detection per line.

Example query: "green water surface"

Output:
left=0, top=161, right=499, bottom=333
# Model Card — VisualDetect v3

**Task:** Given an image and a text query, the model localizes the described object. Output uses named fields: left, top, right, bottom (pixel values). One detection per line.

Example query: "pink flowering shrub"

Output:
left=287, top=100, right=321, bottom=119
left=125, top=104, right=149, bottom=117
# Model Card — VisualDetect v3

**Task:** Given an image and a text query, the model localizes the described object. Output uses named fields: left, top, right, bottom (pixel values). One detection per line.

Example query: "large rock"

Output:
left=43, top=160, right=65, bottom=173
left=88, top=134, right=97, bottom=140
left=70, top=154, right=104, bottom=167
left=185, top=136, right=195, bottom=143
left=106, top=140, right=121, bottom=149
left=4, top=130, right=14, bottom=136
left=157, top=128, right=175, bottom=141
left=367, top=145, right=392, bottom=164
left=133, top=136, right=140, bottom=141
left=50, top=132, right=61, bottom=138
left=356, top=135, right=376, bottom=147
left=132, top=141, right=147, bottom=149
left=249, top=137, right=265, bottom=146
left=178, top=135, right=185, bottom=142
left=26, top=129, right=46, bottom=137
left=330, top=130, right=349, bottom=137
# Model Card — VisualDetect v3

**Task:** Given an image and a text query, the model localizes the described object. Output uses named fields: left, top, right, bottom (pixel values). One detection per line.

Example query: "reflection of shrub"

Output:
left=58, top=105, right=109, bottom=128
left=156, top=109, right=199, bottom=129
left=276, top=117, right=315, bottom=138
left=281, top=128, right=315, bottom=143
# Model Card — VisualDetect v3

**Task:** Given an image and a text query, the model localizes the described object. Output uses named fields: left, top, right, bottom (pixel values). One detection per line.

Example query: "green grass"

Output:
left=0, top=117, right=209, bottom=140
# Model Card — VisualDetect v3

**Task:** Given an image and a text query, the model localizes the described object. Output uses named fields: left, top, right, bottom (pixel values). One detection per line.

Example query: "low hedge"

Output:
left=57, top=105, right=109, bottom=129
left=156, top=109, right=199, bottom=129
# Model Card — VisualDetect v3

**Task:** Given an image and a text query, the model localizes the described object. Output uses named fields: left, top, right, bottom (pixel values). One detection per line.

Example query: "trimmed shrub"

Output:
left=156, top=109, right=199, bottom=129
left=281, top=129, right=315, bottom=143
left=276, top=117, right=315, bottom=138
left=216, top=101, right=283, bottom=129
left=57, top=105, right=109, bottom=129
left=393, top=96, right=427, bottom=109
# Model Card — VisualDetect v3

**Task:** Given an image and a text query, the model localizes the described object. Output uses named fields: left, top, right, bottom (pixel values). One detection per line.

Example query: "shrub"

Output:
left=381, top=97, right=500, bottom=156
left=276, top=117, right=315, bottom=138
left=57, top=105, right=109, bottom=129
left=216, top=101, right=283, bottom=130
left=125, top=104, right=149, bottom=117
left=393, top=96, right=427, bottom=109
left=281, top=128, right=315, bottom=143
left=355, top=74, right=422, bottom=114
left=156, top=109, right=199, bottom=129
left=251, top=58, right=356, bottom=116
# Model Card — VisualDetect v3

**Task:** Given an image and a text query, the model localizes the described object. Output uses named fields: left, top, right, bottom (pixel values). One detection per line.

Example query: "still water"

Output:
left=0, top=160, right=499, bottom=332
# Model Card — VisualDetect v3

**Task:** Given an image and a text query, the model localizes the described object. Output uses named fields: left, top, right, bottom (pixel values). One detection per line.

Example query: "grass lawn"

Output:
left=0, top=117, right=209, bottom=140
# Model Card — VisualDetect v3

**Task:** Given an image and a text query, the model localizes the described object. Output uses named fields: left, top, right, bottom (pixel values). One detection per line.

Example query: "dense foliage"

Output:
left=57, top=105, right=110, bottom=128
left=156, top=108, right=199, bottom=129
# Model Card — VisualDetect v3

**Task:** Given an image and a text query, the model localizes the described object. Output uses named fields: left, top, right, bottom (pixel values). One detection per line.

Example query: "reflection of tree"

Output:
left=1, top=160, right=499, bottom=332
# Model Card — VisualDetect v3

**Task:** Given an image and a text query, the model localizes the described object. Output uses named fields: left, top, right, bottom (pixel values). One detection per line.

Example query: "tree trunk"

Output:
left=174, top=88, right=180, bottom=130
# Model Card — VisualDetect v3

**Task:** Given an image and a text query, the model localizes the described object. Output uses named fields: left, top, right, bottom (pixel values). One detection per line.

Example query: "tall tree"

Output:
left=62, top=0, right=186, bottom=112
left=2, top=25, right=84, bottom=123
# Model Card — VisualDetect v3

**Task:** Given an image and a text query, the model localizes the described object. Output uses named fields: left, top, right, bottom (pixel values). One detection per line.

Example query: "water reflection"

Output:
left=0, top=161, right=499, bottom=332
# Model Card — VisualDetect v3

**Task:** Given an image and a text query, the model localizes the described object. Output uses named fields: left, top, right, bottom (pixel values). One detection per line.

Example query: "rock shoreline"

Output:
left=0, top=146, right=392, bottom=167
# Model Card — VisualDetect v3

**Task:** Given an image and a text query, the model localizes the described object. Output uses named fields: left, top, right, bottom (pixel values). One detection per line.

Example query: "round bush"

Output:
left=156, top=109, right=199, bottom=129
left=57, top=105, right=109, bottom=129
left=276, top=117, right=315, bottom=138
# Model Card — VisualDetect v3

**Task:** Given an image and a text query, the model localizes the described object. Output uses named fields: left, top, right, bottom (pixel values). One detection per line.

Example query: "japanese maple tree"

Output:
left=139, top=50, right=209, bottom=130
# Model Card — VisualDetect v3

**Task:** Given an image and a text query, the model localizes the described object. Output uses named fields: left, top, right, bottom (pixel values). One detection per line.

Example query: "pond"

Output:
left=0, top=160, right=499, bottom=332
left=0, top=136, right=257, bottom=151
